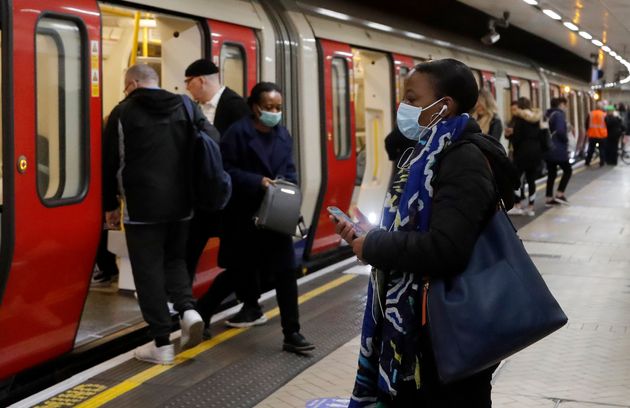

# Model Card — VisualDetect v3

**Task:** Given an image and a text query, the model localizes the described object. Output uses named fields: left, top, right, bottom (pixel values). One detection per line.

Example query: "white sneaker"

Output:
left=525, top=208, right=535, bottom=217
left=180, top=309, right=203, bottom=350
left=507, top=207, right=523, bottom=216
left=134, top=342, right=174, bottom=365
left=167, top=302, right=177, bottom=316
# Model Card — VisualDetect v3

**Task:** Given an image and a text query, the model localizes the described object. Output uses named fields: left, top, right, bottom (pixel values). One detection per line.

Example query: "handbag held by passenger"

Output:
left=426, top=205, right=568, bottom=384
left=254, top=179, right=306, bottom=237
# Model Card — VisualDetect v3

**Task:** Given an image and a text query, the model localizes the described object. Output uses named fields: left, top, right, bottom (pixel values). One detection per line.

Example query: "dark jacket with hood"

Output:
left=363, top=118, right=520, bottom=279
left=511, top=108, right=543, bottom=170
left=103, top=88, right=218, bottom=223
left=544, top=108, right=569, bottom=162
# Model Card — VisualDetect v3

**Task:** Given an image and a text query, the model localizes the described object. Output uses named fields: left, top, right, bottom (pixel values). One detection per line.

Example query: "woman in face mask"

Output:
left=207, top=82, right=314, bottom=354
left=333, top=59, right=520, bottom=407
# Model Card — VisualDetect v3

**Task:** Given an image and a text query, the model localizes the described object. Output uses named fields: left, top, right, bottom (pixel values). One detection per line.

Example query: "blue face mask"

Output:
left=259, top=109, right=282, bottom=127
left=396, top=99, right=445, bottom=141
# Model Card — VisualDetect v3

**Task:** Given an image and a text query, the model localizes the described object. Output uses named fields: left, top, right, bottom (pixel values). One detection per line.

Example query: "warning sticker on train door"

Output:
left=91, top=40, right=100, bottom=97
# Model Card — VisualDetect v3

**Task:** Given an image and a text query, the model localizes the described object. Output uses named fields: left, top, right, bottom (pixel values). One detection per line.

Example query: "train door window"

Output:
left=220, top=44, right=246, bottom=96
left=35, top=18, right=86, bottom=202
left=503, top=86, right=512, bottom=125
left=331, top=57, right=350, bottom=159
left=520, top=80, right=532, bottom=103
left=398, top=66, right=409, bottom=104
left=99, top=4, right=203, bottom=117
left=531, top=82, right=540, bottom=109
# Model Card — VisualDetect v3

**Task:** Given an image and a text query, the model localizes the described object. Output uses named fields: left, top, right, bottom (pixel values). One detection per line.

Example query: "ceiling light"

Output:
left=542, top=9, right=562, bottom=20
left=316, top=7, right=351, bottom=21
left=615, top=55, right=623, bottom=61
left=592, top=39, right=603, bottom=46
left=405, top=32, right=426, bottom=40
left=578, top=31, right=592, bottom=40
left=602, top=45, right=611, bottom=52
left=522, top=0, right=538, bottom=4
left=563, top=22, right=579, bottom=31
left=366, top=22, right=393, bottom=32
left=609, top=51, right=617, bottom=57
left=139, top=18, right=156, bottom=28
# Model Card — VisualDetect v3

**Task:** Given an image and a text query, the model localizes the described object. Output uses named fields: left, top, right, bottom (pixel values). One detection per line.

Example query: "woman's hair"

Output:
left=412, top=59, right=478, bottom=114
left=477, top=88, right=498, bottom=116
left=247, top=82, right=282, bottom=109
left=517, top=96, right=532, bottom=110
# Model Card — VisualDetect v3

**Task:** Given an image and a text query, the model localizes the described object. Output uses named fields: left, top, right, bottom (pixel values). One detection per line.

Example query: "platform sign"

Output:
left=306, top=398, right=350, bottom=408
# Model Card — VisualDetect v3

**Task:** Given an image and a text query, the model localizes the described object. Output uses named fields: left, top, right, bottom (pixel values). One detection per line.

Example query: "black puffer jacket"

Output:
left=363, top=119, right=519, bottom=279
left=103, top=89, right=218, bottom=223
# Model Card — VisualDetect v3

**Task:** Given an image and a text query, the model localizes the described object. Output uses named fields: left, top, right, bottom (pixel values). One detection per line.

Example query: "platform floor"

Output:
left=15, top=162, right=630, bottom=408
left=259, top=163, right=630, bottom=408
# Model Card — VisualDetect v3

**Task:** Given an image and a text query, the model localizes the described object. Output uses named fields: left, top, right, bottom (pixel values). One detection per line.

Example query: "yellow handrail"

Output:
left=142, top=26, right=149, bottom=58
left=129, top=11, right=140, bottom=66
left=99, top=4, right=135, bottom=18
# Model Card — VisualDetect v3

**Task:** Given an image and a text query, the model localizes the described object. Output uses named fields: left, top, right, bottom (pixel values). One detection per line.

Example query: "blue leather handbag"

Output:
left=427, top=208, right=568, bottom=384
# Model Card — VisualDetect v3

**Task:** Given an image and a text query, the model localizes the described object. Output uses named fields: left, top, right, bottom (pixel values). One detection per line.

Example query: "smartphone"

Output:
left=327, top=206, right=367, bottom=237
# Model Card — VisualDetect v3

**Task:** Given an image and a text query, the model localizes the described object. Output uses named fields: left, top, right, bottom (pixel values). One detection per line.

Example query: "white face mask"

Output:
left=396, top=98, right=446, bottom=141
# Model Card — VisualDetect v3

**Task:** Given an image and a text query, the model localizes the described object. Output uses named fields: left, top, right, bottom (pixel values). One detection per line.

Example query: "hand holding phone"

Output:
left=327, top=206, right=366, bottom=237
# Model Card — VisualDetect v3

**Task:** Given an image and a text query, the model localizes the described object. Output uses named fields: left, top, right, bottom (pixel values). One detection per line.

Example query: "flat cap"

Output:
left=185, top=59, right=219, bottom=77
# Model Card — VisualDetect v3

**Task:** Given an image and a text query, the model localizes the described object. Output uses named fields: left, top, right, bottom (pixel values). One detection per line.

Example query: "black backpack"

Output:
left=181, top=96, right=232, bottom=211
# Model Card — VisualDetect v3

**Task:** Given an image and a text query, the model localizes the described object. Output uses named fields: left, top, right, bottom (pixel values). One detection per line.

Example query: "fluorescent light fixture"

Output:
left=542, top=9, right=562, bottom=20
left=578, top=31, right=592, bottom=40
left=522, top=0, right=538, bottom=4
left=609, top=51, right=617, bottom=57
left=592, top=39, right=603, bottom=46
left=366, top=21, right=394, bottom=32
left=563, top=22, right=579, bottom=31
left=139, top=18, right=156, bottom=28
left=602, top=45, right=611, bottom=52
left=404, top=31, right=426, bottom=40
left=316, top=7, right=351, bottom=21
left=615, top=55, right=623, bottom=61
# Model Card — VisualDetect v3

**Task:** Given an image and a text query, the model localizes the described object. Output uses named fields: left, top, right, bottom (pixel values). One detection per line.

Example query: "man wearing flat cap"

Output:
left=184, top=59, right=250, bottom=135
left=184, top=59, right=251, bottom=326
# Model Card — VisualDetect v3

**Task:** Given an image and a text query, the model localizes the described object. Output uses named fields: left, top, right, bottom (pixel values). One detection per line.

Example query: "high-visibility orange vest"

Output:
left=587, top=109, right=608, bottom=139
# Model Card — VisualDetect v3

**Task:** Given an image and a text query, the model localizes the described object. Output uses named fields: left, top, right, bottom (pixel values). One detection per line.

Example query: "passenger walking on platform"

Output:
left=473, top=88, right=503, bottom=141
left=544, top=97, right=572, bottom=206
left=199, top=82, right=314, bottom=353
left=604, top=104, right=625, bottom=166
left=103, top=64, right=205, bottom=364
left=183, top=59, right=250, bottom=284
left=334, top=59, right=519, bottom=407
left=507, top=97, right=543, bottom=216
left=585, top=102, right=608, bottom=167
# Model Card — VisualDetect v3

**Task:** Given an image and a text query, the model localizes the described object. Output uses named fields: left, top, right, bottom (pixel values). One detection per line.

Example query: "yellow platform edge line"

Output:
left=74, top=272, right=357, bottom=407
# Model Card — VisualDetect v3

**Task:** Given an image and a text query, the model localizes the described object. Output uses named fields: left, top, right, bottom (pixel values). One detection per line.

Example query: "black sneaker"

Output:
left=202, top=325, right=212, bottom=340
left=283, top=332, right=315, bottom=354
left=545, top=198, right=560, bottom=208
left=225, top=307, right=268, bottom=328
left=554, top=196, right=570, bottom=205
left=91, top=271, right=112, bottom=287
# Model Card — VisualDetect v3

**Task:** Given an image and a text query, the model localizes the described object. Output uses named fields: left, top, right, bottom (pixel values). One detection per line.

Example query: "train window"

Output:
left=220, top=44, right=246, bottom=97
left=398, top=66, right=409, bottom=104
left=35, top=18, right=86, bottom=202
left=331, top=57, right=350, bottom=159
left=520, top=80, right=532, bottom=101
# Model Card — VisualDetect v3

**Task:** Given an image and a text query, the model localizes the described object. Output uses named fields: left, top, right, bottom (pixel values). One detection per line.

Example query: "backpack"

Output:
left=539, top=111, right=558, bottom=153
left=181, top=96, right=232, bottom=211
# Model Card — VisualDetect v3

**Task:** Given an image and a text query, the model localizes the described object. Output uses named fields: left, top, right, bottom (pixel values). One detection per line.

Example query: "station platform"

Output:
left=13, top=161, right=630, bottom=408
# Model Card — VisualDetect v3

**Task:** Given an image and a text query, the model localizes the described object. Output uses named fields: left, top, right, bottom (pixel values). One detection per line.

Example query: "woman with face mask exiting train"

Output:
left=198, top=82, right=314, bottom=354
left=333, top=59, right=520, bottom=407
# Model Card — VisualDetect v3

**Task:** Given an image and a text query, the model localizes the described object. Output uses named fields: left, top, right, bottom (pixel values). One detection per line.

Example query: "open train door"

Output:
left=307, top=39, right=356, bottom=256
left=0, top=0, right=101, bottom=380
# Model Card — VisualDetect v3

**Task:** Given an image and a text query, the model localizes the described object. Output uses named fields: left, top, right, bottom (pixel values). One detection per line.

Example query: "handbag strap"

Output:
left=482, top=155, right=518, bottom=233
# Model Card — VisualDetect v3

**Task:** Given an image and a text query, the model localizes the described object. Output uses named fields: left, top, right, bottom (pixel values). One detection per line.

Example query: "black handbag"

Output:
left=253, top=179, right=306, bottom=237
left=427, top=206, right=568, bottom=384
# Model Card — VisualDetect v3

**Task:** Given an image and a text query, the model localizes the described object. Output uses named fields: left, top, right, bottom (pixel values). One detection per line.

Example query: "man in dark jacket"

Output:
left=544, top=97, right=572, bottom=206
left=103, top=64, right=206, bottom=364
left=605, top=105, right=625, bottom=165
left=184, top=59, right=251, bottom=286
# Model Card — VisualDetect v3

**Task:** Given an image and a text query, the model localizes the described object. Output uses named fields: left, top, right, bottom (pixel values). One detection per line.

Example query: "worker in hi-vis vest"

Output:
left=585, top=102, right=608, bottom=167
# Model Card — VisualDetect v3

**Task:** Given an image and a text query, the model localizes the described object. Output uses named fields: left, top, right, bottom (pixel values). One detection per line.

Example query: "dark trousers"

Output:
left=384, top=327, right=496, bottom=407
left=585, top=138, right=607, bottom=166
left=186, top=210, right=222, bottom=283
left=514, top=165, right=538, bottom=205
left=545, top=160, right=572, bottom=197
left=125, top=220, right=195, bottom=341
left=96, top=229, right=118, bottom=278
left=197, top=264, right=300, bottom=336
left=606, top=134, right=620, bottom=165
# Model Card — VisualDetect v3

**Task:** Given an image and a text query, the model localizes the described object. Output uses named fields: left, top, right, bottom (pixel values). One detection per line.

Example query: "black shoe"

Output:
left=283, top=332, right=315, bottom=353
left=225, top=307, right=268, bottom=328
left=91, top=271, right=112, bottom=287
left=202, top=325, right=212, bottom=340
